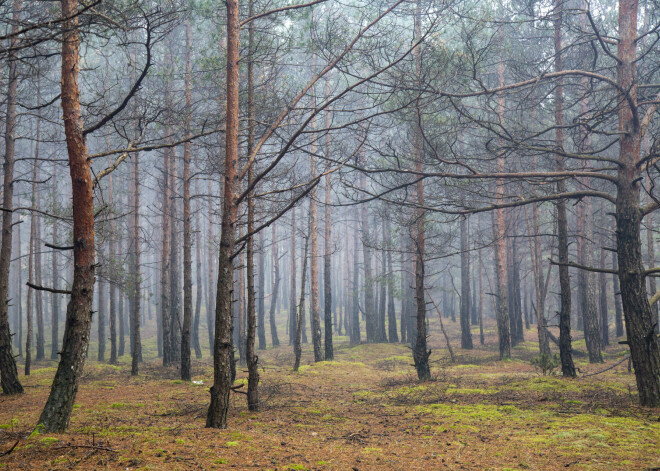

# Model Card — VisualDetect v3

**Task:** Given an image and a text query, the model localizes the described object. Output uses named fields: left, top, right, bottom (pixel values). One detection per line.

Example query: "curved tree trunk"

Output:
left=38, top=0, right=96, bottom=431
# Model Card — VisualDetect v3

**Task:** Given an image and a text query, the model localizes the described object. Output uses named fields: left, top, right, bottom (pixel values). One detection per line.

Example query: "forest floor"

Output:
left=0, top=320, right=659, bottom=470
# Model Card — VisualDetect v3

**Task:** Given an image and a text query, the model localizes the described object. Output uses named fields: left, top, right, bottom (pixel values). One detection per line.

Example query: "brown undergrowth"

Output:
left=0, top=320, right=658, bottom=470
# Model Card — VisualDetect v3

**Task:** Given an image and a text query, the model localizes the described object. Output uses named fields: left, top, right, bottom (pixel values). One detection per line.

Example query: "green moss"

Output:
left=225, top=441, right=239, bottom=447
left=29, top=424, right=45, bottom=438
left=395, top=385, right=427, bottom=394
left=445, top=387, right=495, bottom=395
left=213, top=458, right=228, bottom=464
left=39, top=437, right=59, bottom=445
left=353, top=390, right=377, bottom=400
left=109, top=402, right=145, bottom=409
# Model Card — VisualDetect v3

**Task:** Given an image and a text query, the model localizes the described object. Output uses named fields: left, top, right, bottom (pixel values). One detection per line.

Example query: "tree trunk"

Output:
left=612, top=250, right=624, bottom=337
left=193, top=176, right=203, bottom=359
left=26, top=210, right=33, bottom=375
left=181, top=16, right=193, bottom=381
left=31, top=90, right=45, bottom=362
left=478, top=248, right=485, bottom=345
left=206, top=180, right=216, bottom=355
left=15, top=220, right=23, bottom=359
left=27, top=141, right=40, bottom=373
left=35, top=213, right=45, bottom=361
left=510, top=221, right=524, bottom=345
left=289, top=207, right=297, bottom=345
left=109, top=174, right=117, bottom=364
left=460, top=216, right=473, bottom=349
left=494, top=60, right=511, bottom=361
left=246, top=6, right=259, bottom=407
left=169, top=145, right=181, bottom=364
left=51, top=167, right=61, bottom=360
left=98, top=278, right=106, bottom=362
left=257, top=231, right=266, bottom=350
left=579, top=199, right=602, bottom=363
left=236, top=248, right=246, bottom=365
left=350, top=225, right=361, bottom=344
left=160, top=144, right=172, bottom=366
left=411, top=0, right=430, bottom=380
left=130, top=148, right=142, bottom=374
left=554, top=0, right=575, bottom=377
left=294, top=236, right=309, bottom=371
left=246, top=194, right=258, bottom=408
left=38, top=0, right=96, bottom=431
left=378, top=225, right=387, bottom=342
left=385, top=217, right=398, bottom=343
left=530, top=203, right=550, bottom=355
left=269, top=224, right=280, bottom=347
left=400, top=250, right=406, bottom=343
left=309, top=103, right=323, bottom=361
left=118, top=286, right=125, bottom=357
left=323, top=108, right=334, bottom=359
left=207, top=0, right=239, bottom=427
left=614, top=0, right=660, bottom=407
left=0, top=0, right=24, bottom=392
left=360, top=196, right=376, bottom=342
left=646, top=197, right=656, bottom=345
left=599, top=227, right=609, bottom=347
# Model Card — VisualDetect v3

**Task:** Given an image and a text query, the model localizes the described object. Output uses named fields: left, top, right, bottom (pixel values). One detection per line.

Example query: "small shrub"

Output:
left=530, top=353, right=560, bottom=376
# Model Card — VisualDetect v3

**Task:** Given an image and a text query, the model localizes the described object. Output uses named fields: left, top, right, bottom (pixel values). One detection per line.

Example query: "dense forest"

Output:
left=0, top=0, right=659, bottom=468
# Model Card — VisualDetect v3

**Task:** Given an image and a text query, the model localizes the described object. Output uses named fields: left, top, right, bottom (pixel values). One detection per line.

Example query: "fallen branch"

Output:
left=53, top=444, right=117, bottom=453
left=0, top=440, right=19, bottom=457
left=581, top=356, right=631, bottom=377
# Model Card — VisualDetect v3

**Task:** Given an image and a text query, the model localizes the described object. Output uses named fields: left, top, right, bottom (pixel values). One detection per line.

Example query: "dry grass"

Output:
left=0, top=320, right=658, bottom=470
